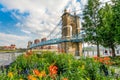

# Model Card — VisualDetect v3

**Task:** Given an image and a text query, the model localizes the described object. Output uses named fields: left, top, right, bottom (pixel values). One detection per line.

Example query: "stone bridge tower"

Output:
left=61, top=9, right=82, bottom=56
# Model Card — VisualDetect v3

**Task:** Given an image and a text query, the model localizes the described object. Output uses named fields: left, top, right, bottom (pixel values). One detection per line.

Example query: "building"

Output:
left=41, top=38, right=46, bottom=42
left=34, top=39, right=40, bottom=44
left=27, top=41, right=33, bottom=48
left=34, top=39, right=40, bottom=49
left=41, top=38, right=47, bottom=49
left=4, top=44, right=16, bottom=50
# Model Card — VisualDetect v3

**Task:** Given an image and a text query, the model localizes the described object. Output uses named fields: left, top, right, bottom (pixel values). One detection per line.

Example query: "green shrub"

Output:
left=0, top=51, right=119, bottom=80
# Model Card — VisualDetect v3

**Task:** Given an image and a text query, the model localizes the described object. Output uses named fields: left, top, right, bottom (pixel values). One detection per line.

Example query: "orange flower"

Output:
left=93, top=56, right=99, bottom=62
left=105, top=61, right=108, bottom=65
left=49, top=65, right=58, bottom=76
left=62, top=78, right=68, bottom=80
left=24, top=50, right=33, bottom=58
left=102, top=57, right=111, bottom=65
left=104, top=57, right=110, bottom=61
left=99, top=58, right=104, bottom=63
left=28, top=75, right=37, bottom=80
left=104, top=61, right=113, bottom=65
left=93, top=56, right=99, bottom=60
left=28, top=75, right=33, bottom=80
left=33, top=69, right=40, bottom=76
left=33, top=69, right=46, bottom=78
left=24, top=53, right=28, bottom=57
left=26, top=50, right=33, bottom=56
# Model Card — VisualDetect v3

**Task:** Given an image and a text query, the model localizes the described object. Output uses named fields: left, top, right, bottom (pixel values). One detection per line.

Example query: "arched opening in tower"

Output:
left=70, top=25, right=72, bottom=37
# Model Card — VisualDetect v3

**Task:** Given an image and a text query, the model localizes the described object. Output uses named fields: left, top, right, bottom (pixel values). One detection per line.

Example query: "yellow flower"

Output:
left=81, top=65, right=85, bottom=70
left=39, top=71, right=46, bottom=78
left=19, top=79, right=23, bottom=80
left=8, top=72, right=13, bottom=78
left=31, top=77, right=37, bottom=80
left=28, top=75, right=37, bottom=80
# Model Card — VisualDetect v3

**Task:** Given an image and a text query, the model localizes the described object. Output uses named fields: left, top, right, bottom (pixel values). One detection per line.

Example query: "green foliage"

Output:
left=98, top=3, right=115, bottom=47
left=98, top=3, right=117, bottom=57
left=82, top=0, right=101, bottom=57
left=82, top=0, right=120, bottom=57
left=82, top=0, right=100, bottom=43
left=0, top=52, right=118, bottom=79
left=111, top=56, right=120, bottom=67
left=112, top=0, right=120, bottom=44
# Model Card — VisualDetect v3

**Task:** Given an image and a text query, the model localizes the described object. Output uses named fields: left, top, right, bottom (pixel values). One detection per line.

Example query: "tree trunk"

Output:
left=97, top=41, right=100, bottom=57
left=111, top=46, right=116, bottom=57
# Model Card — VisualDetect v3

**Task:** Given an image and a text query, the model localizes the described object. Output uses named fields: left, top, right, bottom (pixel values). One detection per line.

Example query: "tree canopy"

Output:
left=82, top=0, right=120, bottom=57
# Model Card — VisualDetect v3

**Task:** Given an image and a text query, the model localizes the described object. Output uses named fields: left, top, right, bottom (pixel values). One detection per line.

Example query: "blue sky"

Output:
left=0, top=0, right=88, bottom=48
left=0, top=4, right=30, bottom=35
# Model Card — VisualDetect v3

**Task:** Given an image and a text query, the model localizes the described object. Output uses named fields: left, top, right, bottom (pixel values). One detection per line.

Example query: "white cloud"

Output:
left=0, top=0, right=76, bottom=36
left=0, top=0, right=111, bottom=48
left=1, top=0, right=70, bottom=34
left=0, top=0, right=86, bottom=47
left=0, top=33, right=30, bottom=48
left=21, top=29, right=31, bottom=34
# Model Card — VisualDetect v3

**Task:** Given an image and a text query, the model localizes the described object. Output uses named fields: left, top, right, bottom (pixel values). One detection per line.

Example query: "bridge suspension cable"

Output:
left=46, top=19, right=62, bottom=39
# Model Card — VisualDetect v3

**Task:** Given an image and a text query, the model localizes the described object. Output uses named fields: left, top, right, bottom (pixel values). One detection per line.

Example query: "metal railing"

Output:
left=29, top=33, right=84, bottom=49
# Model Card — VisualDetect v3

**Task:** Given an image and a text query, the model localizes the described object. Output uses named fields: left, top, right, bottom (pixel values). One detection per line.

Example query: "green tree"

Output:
left=82, top=0, right=101, bottom=57
left=112, top=0, right=120, bottom=44
left=98, top=3, right=116, bottom=57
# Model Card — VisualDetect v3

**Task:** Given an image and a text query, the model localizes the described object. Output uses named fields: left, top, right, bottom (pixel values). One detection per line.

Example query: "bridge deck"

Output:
left=29, top=37, right=83, bottom=49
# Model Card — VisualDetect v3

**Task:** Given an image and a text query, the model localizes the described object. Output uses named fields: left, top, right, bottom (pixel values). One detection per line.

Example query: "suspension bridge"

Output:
left=28, top=9, right=85, bottom=56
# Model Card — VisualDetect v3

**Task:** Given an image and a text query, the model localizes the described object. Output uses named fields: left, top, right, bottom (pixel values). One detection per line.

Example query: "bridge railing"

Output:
left=29, top=33, right=84, bottom=49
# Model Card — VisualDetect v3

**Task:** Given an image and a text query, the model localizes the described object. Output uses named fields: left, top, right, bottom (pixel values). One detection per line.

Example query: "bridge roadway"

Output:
left=29, top=35, right=84, bottom=49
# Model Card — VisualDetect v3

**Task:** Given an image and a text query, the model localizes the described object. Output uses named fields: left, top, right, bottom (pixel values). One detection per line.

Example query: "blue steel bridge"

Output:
left=28, top=9, right=85, bottom=56
left=29, top=33, right=84, bottom=49
left=28, top=19, right=85, bottom=49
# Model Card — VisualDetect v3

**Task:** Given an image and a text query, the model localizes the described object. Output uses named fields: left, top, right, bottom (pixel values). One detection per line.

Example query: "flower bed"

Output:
left=0, top=51, right=119, bottom=80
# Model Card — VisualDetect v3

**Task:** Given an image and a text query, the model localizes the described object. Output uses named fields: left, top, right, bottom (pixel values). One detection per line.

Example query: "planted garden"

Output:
left=0, top=51, right=119, bottom=80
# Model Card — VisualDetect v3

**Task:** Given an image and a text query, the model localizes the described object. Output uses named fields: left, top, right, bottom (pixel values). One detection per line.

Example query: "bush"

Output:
left=0, top=51, right=118, bottom=80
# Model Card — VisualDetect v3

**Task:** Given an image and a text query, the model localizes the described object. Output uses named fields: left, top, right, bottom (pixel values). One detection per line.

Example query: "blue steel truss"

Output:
left=29, top=33, right=84, bottom=49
